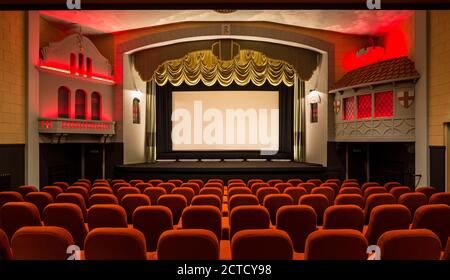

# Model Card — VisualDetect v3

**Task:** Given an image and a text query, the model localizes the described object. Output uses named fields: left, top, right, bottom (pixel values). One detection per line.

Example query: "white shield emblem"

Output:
left=397, top=90, right=414, bottom=108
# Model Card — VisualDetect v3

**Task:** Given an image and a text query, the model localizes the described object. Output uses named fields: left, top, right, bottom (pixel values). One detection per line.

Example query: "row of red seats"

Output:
left=2, top=225, right=450, bottom=260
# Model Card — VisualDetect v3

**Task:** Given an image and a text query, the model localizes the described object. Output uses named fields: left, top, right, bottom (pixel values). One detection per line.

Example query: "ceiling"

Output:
left=40, top=10, right=414, bottom=36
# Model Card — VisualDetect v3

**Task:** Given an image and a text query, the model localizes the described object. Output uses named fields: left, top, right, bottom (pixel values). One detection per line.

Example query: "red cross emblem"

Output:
left=333, top=100, right=341, bottom=113
left=397, top=90, right=414, bottom=108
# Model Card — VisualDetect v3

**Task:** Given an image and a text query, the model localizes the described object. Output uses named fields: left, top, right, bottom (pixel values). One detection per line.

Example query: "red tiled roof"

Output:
left=331, top=57, right=419, bottom=92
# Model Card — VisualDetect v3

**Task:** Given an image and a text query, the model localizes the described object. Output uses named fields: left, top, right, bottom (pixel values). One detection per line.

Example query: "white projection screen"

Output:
left=171, top=91, right=279, bottom=151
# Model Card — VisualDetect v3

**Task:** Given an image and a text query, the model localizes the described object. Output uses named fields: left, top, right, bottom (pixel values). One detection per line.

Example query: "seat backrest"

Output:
left=168, top=179, right=183, bottom=188
left=135, top=183, right=152, bottom=194
left=276, top=205, right=317, bottom=253
left=384, top=181, right=402, bottom=192
left=228, top=194, right=259, bottom=213
left=90, top=187, right=113, bottom=196
left=274, top=183, right=293, bottom=193
left=283, top=187, right=307, bottom=204
left=298, top=183, right=316, bottom=193
left=187, top=179, right=204, bottom=188
left=143, top=187, right=167, bottom=205
left=305, top=229, right=368, bottom=260
left=157, top=229, right=219, bottom=260
left=323, top=205, right=364, bottom=232
left=229, top=205, right=270, bottom=238
left=267, top=179, right=283, bottom=188
left=0, top=228, right=12, bottom=260
left=227, top=179, right=244, bottom=185
left=0, top=191, right=24, bottom=208
left=158, top=183, right=176, bottom=194
left=204, top=182, right=224, bottom=192
left=228, top=187, right=252, bottom=200
left=398, top=192, right=428, bottom=219
left=363, top=186, right=387, bottom=199
left=325, top=179, right=341, bottom=186
left=228, top=182, right=247, bottom=190
left=334, top=194, right=364, bottom=208
left=412, top=204, right=450, bottom=248
left=172, top=187, right=195, bottom=205
left=111, top=179, right=126, bottom=186
left=41, top=186, right=63, bottom=200
left=157, top=194, right=188, bottom=225
left=198, top=187, right=223, bottom=201
left=0, top=202, right=41, bottom=240
left=11, top=226, right=74, bottom=260
left=378, top=229, right=442, bottom=260
left=343, top=179, right=359, bottom=184
left=251, top=182, right=270, bottom=195
left=287, top=178, right=303, bottom=187
left=55, top=193, right=87, bottom=220
left=120, top=194, right=151, bottom=223
left=132, top=205, right=173, bottom=252
left=87, top=204, right=128, bottom=230
left=231, top=229, right=293, bottom=260
left=181, top=206, right=222, bottom=240
left=72, top=181, right=90, bottom=190
left=247, top=179, right=264, bottom=188
left=361, top=182, right=380, bottom=193
left=66, top=186, right=90, bottom=206
left=84, top=228, right=147, bottom=260
left=263, top=194, right=293, bottom=225
left=363, top=193, right=396, bottom=224
left=389, top=186, right=412, bottom=201
left=16, top=186, right=39, bottom=198
left=207, top=179, right=224, bottom=186
left=365, top=204, right=411, bottom=245
left=43, top=203, right=87, bottom=249
left=311, top=186, right=335, bottom=204
left=429, top=192, right=450, bottom=206
left=89, top=194, right=118, bottom=205
left=129, top=179, right=143, bottom=187
left=256, top=187, right=280, bottom=204
left=415, top=186, right=438, bottom=200
left=340, top=182, right=360, bottom=189
left=191, top=195, right=221, bottom=210
left=339, top=187, right=362, bottom=195
left=111, top=182, right=131, bottom=194
left=306, top=179, right=322, bottom=187
left=299, top=194, right=329, bottom=225
left=319, top=183, right=340, bottom=196
left=148, top=179, right=164, bottom=187
left=25, top=192, right=53, bottom=215
left=116, top=187, right=140, bottom=202
left=180, top=183, right=201, bottom=195
left=442, top=236, right=450, bottom=260
left=52, top=182, right=69, bottom=192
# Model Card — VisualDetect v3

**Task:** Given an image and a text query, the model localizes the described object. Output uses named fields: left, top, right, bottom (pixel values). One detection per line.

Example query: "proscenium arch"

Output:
left=116, top=22, right=333, bottom=162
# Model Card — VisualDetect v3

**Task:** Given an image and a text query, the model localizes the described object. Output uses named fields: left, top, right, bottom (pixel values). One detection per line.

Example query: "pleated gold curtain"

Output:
left=145, top=48, right=306, bottom=162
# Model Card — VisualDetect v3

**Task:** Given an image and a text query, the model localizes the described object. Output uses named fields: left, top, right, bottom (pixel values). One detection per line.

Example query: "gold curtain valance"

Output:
left=153, top=49, right=296, bottom=87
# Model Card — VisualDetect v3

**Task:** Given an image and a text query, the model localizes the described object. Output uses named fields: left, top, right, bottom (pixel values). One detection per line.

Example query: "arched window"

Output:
left=78, top=53, right=84, bottom=75
left=75, top=89, right=87, bottom=119
left=91, top=92, right=101, bottom=120
left=58, top=86, right=70, bottom=118
left=70, top=53, right=77, bottom=74
left=86, top=57, right=92, bottom=77
left=133, top=98, right=140, bottom=124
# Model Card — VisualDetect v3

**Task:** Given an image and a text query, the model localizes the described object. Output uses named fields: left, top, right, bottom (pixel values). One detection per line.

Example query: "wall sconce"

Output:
left=308, top=89, right=322, bottom=104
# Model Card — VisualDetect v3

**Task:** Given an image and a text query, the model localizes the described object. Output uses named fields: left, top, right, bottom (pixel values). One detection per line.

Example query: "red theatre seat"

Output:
left=157, top=229, right=219, bottom=260
left=16, top=186, right=39, bottom=198
left=181, top=206, right=222, bottom=240
left=157, top=194, right=188, bottom=225
left=323, top=205, right=364, bottom=232
left=334, top=194, right=364, bottom=208
left=41, top=186, right=63, bottom=200
left=231, top=229, right=293, bottom=260
left=121, top=194, right=151, bottom=224
left=411, top=204, right=450, bottom=248
left=0, top=202, right=41, bottom=240
left=89, top=194, right=118, bottom=205
left=299, top=194, right=329, bottom=226
left=191, top=195, right=222, bottom=210
left=133, top=206, right=173, bottom=252
left=87, top=204, right=128, bottom=230
left=304, top=229, right=368, bottom=260
left=229, top=205, right=270, bottom=239
left=11, top=226, right=74, bottom=260
left=283, top=187, right=308, bottom=204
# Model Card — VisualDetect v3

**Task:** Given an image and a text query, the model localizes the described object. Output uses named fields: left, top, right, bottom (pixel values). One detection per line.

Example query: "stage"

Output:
left=115, top=161, right=337, bottom=181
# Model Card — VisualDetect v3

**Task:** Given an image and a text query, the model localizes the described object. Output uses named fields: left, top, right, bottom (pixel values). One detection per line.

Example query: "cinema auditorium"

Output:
left=0, top=10, right=450, bottom=260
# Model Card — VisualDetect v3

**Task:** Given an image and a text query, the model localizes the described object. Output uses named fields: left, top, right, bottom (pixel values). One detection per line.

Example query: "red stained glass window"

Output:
left=374, top=91, right=393, bottom=118
left=343, top=97, right=355, bottom=121
left=357, top=94, right=372, bottom=119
